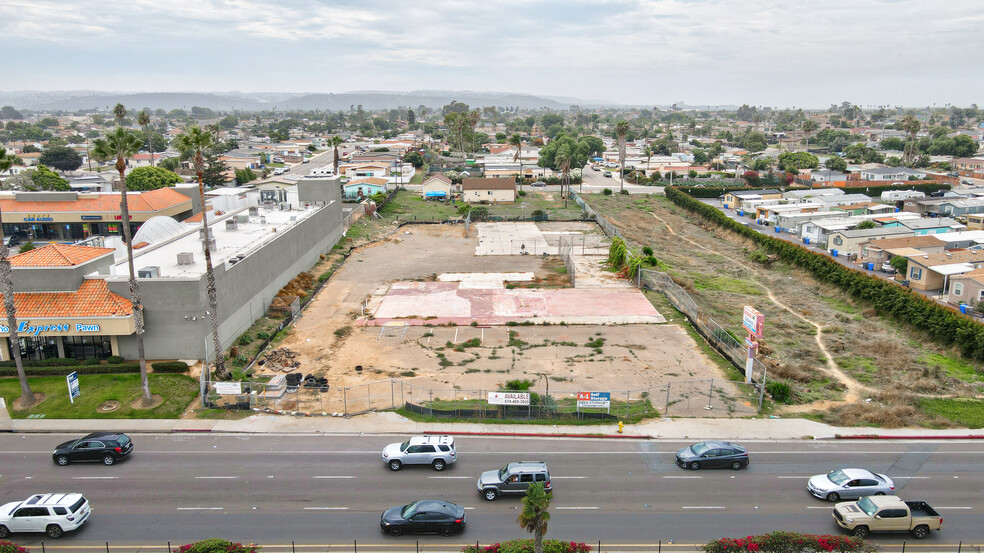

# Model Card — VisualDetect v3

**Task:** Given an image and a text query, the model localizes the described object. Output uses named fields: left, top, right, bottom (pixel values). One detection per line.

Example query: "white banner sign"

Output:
left=214, top=382, right=243, bottom=395
left=487, top=391, right=530, bottom=406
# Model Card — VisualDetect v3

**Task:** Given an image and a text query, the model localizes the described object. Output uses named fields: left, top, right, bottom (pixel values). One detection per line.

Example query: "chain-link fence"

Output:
left=660, top=378, right=760, bottom=416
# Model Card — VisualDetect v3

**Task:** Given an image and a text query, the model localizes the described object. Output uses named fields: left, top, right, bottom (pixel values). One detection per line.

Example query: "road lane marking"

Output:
left=663, top=476, right=701, bottom=479
left=195, top=476, right=238, bottom=479
left=777, top=476, right=805, bottom=479
left=313, top=476, right=356, bottom=479
left=304, top=507, right=349, bottom=510
left=682, top=506, right=725, bottom=509
left=464, top=507, right=475, bottom=510
left=935, top=506, right=973, bottom=510
left=176, top=507, right=223, bottom=510
left=556, top=506, right=599, bottom=510
left=428, top=476, right=470, bottom=479
left=551, top=476, right=586, bottom=479
left=893, top=476, right=931, bottom=479
left=807, top=506, right=832, bottom=509
left=72, top=476, right=118, bottom=479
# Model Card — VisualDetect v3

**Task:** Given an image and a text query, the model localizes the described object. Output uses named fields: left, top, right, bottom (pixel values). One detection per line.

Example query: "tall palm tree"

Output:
left=615, top=120, right=630, bottom=193
left=329, top=135, right=344, bottom=175
left=554, top=143, right=572, bottom=201
left=173, top=126, right=227, bottom=379
left=91, top=124, right=153, bottom=405
left=517, top=483, right=552, bottom=553
left=508, top=133, right=522, bottom=163
left=900, top=114, right=921, bottom=167
left=113, top=103, right=126, bottom=125
left=137, top=111, right=155, bottom=167
left=0, top=147, right=35, bottom=406
left=801, top=119, right=818, bottom=153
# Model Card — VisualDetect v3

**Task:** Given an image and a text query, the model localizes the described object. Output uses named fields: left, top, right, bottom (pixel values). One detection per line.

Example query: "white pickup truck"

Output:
left=833, top=495, right=942, bottom=539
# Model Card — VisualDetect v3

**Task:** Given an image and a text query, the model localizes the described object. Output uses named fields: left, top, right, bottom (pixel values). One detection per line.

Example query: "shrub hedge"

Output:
left=703, top=532, right=872, bottom=553
left=0, top=363, right=140, bottom=377
left=151, top=361, right=190, bottom=373
left=173, top=540, right=259, bottom=553
left=0, top=540, right=30, bottom=553
left=461, top=540, right=591, bottom=553
left=666, top=186, right=984, bottom=360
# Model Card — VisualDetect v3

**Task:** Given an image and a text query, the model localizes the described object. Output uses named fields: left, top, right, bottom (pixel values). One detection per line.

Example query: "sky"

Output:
left=2, top=0, right=983, bottom=108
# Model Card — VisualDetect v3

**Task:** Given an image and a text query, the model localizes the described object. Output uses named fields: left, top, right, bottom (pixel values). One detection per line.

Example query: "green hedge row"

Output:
left=0, top=357, right=85, bottom=368
left=703, top=531, right=871, bottom=553
left=151, top=361, right=189, bottom=373
left=665, top=186, right=984, bottom=360
left=0, top=363, right=140, bottom=377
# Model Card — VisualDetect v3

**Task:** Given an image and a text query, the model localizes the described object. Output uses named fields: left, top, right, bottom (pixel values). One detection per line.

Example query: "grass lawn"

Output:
left=919, top=352, right=984, bottom=383
left=419, top=395, right=658, bottom=423
left=0, top=374, right=199, bottom=419
left=921, top=398, right=984, bottom=428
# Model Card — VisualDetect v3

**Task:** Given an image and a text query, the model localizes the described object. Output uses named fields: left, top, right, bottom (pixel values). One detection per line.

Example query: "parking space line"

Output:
left=313, top=476, right=356, bottom=479
left=177, top=507, right=223, bottom=510
left=682, top=506, right=725, bottom=509
left=428, top=476, right=470, bottom=479
left=663, top=476, right=702, bottom=479
left=304, top=507, right=349, bottom=510
left=552, top=476, right=587, bottom=479
left=195, top=476, right=238, bottom=479
left=72, top=476, right=118, bottom=479
left=556, top=506, right=599, bottom=510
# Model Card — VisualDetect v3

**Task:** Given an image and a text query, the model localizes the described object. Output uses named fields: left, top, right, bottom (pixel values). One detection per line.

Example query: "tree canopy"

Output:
left=537, top=133, right=604, bottom=171
left=25, top=165, right=70, bottom=191
left=777, top=151, right=819, bottom=170
left=125, top=166, right=183, bottom=191
left=39, top=145, right=83, bottom=172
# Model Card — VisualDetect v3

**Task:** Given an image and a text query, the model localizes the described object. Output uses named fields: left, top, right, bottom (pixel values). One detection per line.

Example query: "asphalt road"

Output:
left=0, top=435, right=981, bottom=551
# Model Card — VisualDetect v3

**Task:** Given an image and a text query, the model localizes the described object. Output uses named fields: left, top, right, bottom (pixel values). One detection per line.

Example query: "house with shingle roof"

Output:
left=903, top=249, right=984, bottom=291
left=461, top=177, right=516, bottom=203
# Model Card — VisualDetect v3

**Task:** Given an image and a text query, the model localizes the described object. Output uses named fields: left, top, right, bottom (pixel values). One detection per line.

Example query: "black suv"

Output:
left=52, top=432, right=133, bottom=466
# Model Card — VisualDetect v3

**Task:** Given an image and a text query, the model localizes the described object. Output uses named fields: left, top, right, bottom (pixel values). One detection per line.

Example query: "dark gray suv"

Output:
left=477, top=461, right=551, bottom=501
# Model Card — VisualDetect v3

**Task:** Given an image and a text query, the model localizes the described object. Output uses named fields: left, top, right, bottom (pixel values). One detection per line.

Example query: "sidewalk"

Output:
left=2, top=408, right=982, bottom=440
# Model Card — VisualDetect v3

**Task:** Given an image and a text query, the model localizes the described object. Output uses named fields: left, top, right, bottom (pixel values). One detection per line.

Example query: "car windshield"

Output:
left=857, top=497, right=878, bottom=516
left=827, top=470, right=850, bottom=485
left=690, top=442, right=710, bottom=455
left=400, top=440, right=411, bottom=452
left=498, top=465, right=510, bottom=480
left=400, top=501, right=421, bottom=519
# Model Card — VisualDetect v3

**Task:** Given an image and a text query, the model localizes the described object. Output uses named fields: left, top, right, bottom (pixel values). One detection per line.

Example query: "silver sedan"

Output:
left=807, top=468, right=895, bottom=502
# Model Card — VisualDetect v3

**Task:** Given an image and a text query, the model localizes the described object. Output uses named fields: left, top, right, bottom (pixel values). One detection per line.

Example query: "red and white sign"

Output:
left=742, top=306, right=764, bottom=338
left=487, top=392, right=530, bottom=406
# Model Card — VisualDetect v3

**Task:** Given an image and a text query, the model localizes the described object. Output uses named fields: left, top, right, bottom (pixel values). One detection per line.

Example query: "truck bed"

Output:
left=905, top=501, right=940, bottom=517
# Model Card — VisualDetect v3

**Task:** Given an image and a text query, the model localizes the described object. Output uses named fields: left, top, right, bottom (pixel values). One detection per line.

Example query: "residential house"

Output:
left=220, top=154, right=261, bottom=171
left=340, top=164, right=390, bottom=179
left=342, top=177, right=388, bottom=200
left=775, top=211, right=849, bottom=234
left=860, top=167, right=918, bottom=182
left=782, top=188, right=845, bottom=201
left=897, top=217, right=965, bottom=236
left=953, top=157, right=984, bottom=178
left=966, top=213, right=984, bottom=230
left=755, top=202, right=821, bottom=224
left=931, top=230, right=984, bottom=250
left=461, top=177, right=516, bottom=204
left=831, top=202, right=895, bottom=216
left=810, top=170, right=848, bottom=186
left=131, top=153, right=171, bottom=168
left=903, top=249, right=984, bottom=291
left=18, top=152, right=41, bottom=167
left=945, top=269, right=984, bottom=307
left=902, top=196, right=966, bottom=216
left=421, top=175, right=454, bottom=199
left=881, top=190, right=925, bottom=202
left=859, top=235, right=946, bottom=267
left=721, top=189, right=782, bottom=210
left=826, top=227, right=914, bottom=255
left=815, top=193, right=873, bottom=210
left=937, top=198, right=984, bottom=218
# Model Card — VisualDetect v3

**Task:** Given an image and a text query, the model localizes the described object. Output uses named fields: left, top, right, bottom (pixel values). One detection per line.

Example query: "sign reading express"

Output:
left=0, top=321, right=101, bottom=336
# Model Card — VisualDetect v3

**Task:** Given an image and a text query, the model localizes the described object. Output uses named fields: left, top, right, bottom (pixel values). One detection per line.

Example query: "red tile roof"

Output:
left=0, top=187, right=191, bottom=214
left=0, top=279, right=132, bottom=318
left=9, top=244, right=114, bottom=268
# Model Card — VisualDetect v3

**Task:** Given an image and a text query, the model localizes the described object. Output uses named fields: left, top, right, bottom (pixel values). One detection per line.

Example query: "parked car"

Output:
left=52, top=432, right=133, bottom=466
left=0, top=493, right=91, bottom=539
left=273, top=168, right=286, bottom=175
left=477, top=461, right=551, bottom=501
left=379, top=500, right=465, bottom=537
left=603, top=171, right=613, bottom=178
left=531, top=181, right=546, bottom=187
left=808, top=468, right=895, bottom=502
left=591, top=165, right=600, bottom=171
left=881, top=262, right=896, bottom=274
left=382, top=435, right=456, bottom=471
left=676, top=441, right=748, bottom=470
left=833, top=496, right=942, bottom=539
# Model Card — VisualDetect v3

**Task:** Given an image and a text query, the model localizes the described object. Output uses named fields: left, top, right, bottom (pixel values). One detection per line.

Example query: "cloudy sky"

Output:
left=3, top=0, right=982, bottom=107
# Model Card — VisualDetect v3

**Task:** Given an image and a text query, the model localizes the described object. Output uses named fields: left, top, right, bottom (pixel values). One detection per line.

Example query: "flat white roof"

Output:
left=932, top=262, right=976, bottom=276
left=111, top=203, right=326, bottom=279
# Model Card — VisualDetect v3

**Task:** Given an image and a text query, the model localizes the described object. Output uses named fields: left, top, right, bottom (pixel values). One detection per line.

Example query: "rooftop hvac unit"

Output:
left=248, top=206, right=259, bottom=216
left=279, top=202, right=290, bottom=211
left=225, top=219, right=239, bottom=231
left=260, top=216, right=267, bottom=225
left=289, top=216, right=297, bottom=222
left=138, top=266, right=160, bottom=278
left=236, top=214, right=249, bottom=224
left=201, top=238, right=216, bottom=253
left=176, top=252, right=195, bottom=265
left=262, top=201, right=275, bottom=208
left=198, top=228, right=214, bottom=240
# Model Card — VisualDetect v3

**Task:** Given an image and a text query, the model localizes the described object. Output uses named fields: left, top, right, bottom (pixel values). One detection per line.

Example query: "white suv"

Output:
left=0, top=493, right=91, bottom=539
left=382, top=435, right=456, bottom=471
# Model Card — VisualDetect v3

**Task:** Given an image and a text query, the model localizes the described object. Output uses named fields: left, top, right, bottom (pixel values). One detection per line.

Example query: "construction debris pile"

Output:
left=259, top=348, right=300, bottom=371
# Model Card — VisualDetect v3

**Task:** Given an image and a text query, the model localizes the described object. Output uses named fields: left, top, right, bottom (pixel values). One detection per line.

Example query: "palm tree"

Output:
left=138, top=111, right=155, bottom=167
left=801, top=119, right=818, bottom=153
left=173, top=126, right=227, bottom=379
left=0, top=147, right=35, bottom=406
left=900, top=114, right=920, bottom=167
left=113, top=103, right=126, bottom=125
left=329, top=135, right=344, bottom=175
left=615, top=120, right=630, bottom=193
left=508, top=133, right=522, bottom=163
left=517, top=483, right=552, bottom=553
left=91, top=123, right=153, bottom=405
left=554, top=143, right=572, bottom=201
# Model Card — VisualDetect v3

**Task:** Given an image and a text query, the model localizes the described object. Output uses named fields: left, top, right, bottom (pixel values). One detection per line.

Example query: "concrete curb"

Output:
left=835, top=434, right=984, bottom=440
left=425, top=430, right=654, bottom=440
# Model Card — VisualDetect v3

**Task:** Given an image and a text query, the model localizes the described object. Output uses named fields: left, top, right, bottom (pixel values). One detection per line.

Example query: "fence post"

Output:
left=343, top=387, right=348, bottom=415
left=292, top=541, right=295, bottom=553
left=665, top=384, right=671, bottom=413
left=106, top=542, right=110, bottom=553
left=391, top=379, right=395, bottom=409
left=625, top=390, right=630, bottom=419
left=429, top=389, right=433, bottom=417
left=354, top=540, right=357, bottom=553
left=707, top=379, right=714, bottom=409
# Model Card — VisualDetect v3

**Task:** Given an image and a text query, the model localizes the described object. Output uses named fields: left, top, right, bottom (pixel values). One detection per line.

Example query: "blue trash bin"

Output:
left=867, top=263, right=874, bottom=271
left=832, top=249, right=839, bottom=257
left=960, top=304, right=968, bottom=314
left=738, top=210, right=744, bottom=216
left=804, top=237, right=810, bottom=245
left=774, top=226, right=781, bottom=233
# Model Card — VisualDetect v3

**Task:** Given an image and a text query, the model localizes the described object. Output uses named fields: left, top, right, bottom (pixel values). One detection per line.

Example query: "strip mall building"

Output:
left=0, top=177, right=343, bottom=362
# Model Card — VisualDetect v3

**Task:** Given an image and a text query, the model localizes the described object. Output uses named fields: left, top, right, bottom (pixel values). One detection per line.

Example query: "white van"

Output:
left=0, top=493, right=92, bottom=538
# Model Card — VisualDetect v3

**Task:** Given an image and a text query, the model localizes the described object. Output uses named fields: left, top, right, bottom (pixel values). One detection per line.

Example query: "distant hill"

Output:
left=2, top=90, right=593, bottom=112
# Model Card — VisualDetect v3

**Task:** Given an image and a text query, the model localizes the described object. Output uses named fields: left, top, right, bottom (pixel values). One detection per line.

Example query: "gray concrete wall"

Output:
left=114, top=200, right=343, bottom=360
left=298, top=176, right=342, bottom=204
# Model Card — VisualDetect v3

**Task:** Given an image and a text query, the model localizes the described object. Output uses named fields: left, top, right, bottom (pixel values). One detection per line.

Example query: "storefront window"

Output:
left=63, top=336, right=112, bottom=360
left=11, top=337, right=59, bottom=362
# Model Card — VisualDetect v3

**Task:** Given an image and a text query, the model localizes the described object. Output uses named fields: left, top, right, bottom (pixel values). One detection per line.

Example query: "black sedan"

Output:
left=380, top=500, right=465, bottom=537
left=676, top=440, right=748, bottom=470
left=52, top=432, right=133, bottom=466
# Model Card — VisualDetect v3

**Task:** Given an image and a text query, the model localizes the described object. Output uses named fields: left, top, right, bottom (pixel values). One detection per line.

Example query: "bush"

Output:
left=174, top=539, right=259, bottom=553
left=620, top=189, right=629, bottom=195
left=461, top=540, right=591, bottom=553
left=238, top=334, right=252, bottom=346
left=766, top=380, right=792, bottom=404
left=642, top=246, right=654, bottom=256
left=703, top=531, right=871, bottom=553
left=106, top=355, right=125, bottom=364
left=151, top=361, right=190, bottom=373
left=0, top=363, right=140, bottom=377
left=602, top=188, right=612, bottom=195
left=256, top=332, right=271, bottom=340
left=0, top=540, right=30, bottom=553
left=504, top=379, right=535, bottom=390
left=82, top=358, right=102, bottom=365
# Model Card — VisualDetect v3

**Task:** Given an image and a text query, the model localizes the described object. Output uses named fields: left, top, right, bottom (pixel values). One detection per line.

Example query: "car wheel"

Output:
left=483, top=489, right=498, bottom=501
left=389, top=526, right=404, bottom=537
left=911, top=525, right=929, bottom=540
left=731, top=461, right=743, bottom=470
left=46, top=525, right=64, bottom=539
left=689, top=461, right=700, bottom=470
left=440, top=525, right=456, bottom=537
left=389, top=460, right=402, bottom=471
left=851, top=526, right=869, bottom=539
left=103, top=455, right=116, bottom=466
left=0, top=525, right=9, bottom=539
left=56, top=455, right=70, bottom=466
left=432, top=459, right=446, bottom=471
left=826, top=492, right=840, bottom=502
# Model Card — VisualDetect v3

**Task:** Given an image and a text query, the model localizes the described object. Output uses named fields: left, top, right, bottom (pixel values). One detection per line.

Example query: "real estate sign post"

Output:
left=742, top=306, right=765, bottom=383
left=66, top=371, right=80, bottom=404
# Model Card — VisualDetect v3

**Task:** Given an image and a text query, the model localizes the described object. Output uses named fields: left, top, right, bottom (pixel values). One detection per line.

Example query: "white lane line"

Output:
left=936, top=506, right=973, bottom=510
left=429, top=476, right=470, bottom=479
left=304, top=507, right=349, bottom=510
left=313, top=476, right=356, bottom=479
left=663, top=476, right=702, bottom=479
left=552, top=476, right=587, bottom=479
left=556, top=506, right=599, bottom=510
left=776, top=476, right=805, bottom=479
left=177, top=507, right=223, bottom=511
left=893, top=476, right=931, bottom=479
left=195, top=476, right=238, bottom=479
left=807, top=506, right=832, bottom=509
left=464, top=507, right=475, bottom=510
left=72, top=476, right=118, bottom=480
left=682, top=506, right=725, bottom=509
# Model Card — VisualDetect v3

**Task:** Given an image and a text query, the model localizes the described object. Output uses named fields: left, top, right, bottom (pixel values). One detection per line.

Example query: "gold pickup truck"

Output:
left=833, top=495, right=943, bottom=539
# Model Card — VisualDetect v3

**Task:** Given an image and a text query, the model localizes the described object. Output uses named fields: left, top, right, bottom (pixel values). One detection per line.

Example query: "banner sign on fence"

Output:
left=488, top=392, right=530, bottom=406
left=742, top=305, right=764, bottom=338
left=66, top=371, right=80, bottom=404
left=214, top=382, right=243, bottom=395
left=576, top=391, right=611, bottom=408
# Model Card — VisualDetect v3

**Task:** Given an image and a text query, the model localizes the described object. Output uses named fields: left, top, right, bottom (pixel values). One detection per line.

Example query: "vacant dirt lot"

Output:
left=266, top=223, right=740, bottom=417
left=585, top=193, right=984, bottom=427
